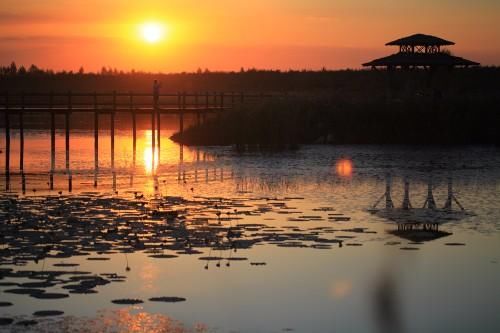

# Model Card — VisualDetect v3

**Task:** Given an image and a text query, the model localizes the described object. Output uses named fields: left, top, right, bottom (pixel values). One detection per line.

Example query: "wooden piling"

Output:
left=156, top=94, right=161, bottom=152
left=180, top=92, right=186, bottom=136
left=21, top=172, right=26, bottom=195
left=50, top=92, right=55, bottom=174
left=19, top=92, right=24, bottom=171
left=94, top=92, right=99, bottom=171
left=4, top=94, right=10, bottom=175
left=65, top=91, right=71, bottom=171
left=130, top=92, right=136, bottom=168
left=68, top=173, right=73, bottom=193
left=151, top=93, right=156, bottom=168
left=111, top=91, right=116, bottom=170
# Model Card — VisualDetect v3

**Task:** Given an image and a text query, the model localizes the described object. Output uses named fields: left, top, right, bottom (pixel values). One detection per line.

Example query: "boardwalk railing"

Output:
left=0, top=91, right=270, bottom=113
left=1, top=91, right=273, bottom=183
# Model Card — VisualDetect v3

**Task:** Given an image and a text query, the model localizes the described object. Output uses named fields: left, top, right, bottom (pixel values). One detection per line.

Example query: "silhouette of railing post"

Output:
left=19, top=91, right=24, bottom=172
left=130, top=92, right=136, bottom=169
left=49, top=91, right=55, bottom=189
left=65, top=91, right=71, bottom=171
left=111, top=91, right=116, bottom=171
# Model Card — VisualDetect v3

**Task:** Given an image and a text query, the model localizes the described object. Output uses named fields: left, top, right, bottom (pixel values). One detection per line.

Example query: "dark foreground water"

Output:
left=0, top=130, right=499, bottom=333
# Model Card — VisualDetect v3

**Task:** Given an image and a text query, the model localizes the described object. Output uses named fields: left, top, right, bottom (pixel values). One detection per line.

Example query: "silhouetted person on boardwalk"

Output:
left=153, top=80, right=162, bottom=107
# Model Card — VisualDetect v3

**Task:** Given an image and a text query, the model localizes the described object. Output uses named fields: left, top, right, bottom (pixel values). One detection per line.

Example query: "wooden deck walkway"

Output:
left=1, top=91, right=271, bottom=179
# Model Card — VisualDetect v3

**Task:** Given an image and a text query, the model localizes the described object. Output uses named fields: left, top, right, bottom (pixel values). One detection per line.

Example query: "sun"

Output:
left=139, top=22, right=167, bottom=44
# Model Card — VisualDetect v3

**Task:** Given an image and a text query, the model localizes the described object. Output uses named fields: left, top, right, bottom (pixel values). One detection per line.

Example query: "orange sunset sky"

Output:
left=1, top=0, right=499, bottom=72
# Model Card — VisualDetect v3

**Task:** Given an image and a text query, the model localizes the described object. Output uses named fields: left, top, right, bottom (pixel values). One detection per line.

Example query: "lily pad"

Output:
left=31, top=293, right=69, bottom=299
left=0, top=318, right=14, bottom=326
left=15, top=320, right=38, bottom=326
left=33, top=310, right=64, bottom=317
left=4, top=288, right=45, bottom=295
left=149, top=296, right=186, bottom=303
left=111, top=298, right=144, bottom=305
left=148, top=254, right=178, bottom=259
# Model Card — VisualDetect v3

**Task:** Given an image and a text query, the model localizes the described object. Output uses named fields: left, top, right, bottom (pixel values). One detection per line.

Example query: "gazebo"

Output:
left=363, top=33, right=479, bottom=70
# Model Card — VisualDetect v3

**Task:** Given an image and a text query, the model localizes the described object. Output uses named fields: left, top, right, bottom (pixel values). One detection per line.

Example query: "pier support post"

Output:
left=65, top=91, right=71, bottom=171
left=130, top=92, right=136, bottom=169
left=94, top=92, right=99, bottom=173
left=21, top=172, right=26, bottom=195
left=156, top=96, right=161, bottom=153
left=111, top=91, right=116, bottom=171
left=68, top=173, right=73, bottom=193
left=19, top=92, right=24, bottom=171
left=49, top=92, right=55, bottom=177
left=151, top=93, right=156, bottom=169
left=179, top=92, right=185, bottom=138
left=4, top=105, right=10, bottom=178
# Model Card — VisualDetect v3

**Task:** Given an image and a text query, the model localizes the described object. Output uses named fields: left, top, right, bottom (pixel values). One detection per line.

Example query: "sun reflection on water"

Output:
left=143, top=130, right=159, bottom=175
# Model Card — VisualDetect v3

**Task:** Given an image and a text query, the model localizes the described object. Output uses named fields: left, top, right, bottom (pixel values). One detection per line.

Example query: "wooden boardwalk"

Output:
left=1, top=91, right=271, bottom=180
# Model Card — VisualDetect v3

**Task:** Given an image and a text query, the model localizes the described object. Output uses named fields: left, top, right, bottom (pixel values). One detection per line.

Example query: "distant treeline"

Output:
left=2, top=62, right=499, bottom=95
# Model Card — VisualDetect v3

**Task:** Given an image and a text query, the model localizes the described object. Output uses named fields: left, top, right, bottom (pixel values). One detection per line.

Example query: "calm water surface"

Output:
left=1, top=130, right=500, bottom=333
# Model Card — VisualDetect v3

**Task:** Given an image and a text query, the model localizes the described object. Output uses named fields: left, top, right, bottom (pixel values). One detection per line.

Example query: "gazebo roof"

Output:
left=363, top=52, right=479, bottom=67
left=386, top=34, right=455, bottom=46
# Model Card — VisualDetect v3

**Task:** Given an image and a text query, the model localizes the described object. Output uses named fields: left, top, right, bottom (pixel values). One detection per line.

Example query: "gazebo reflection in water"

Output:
left=369, top=173, right=474, bottom=242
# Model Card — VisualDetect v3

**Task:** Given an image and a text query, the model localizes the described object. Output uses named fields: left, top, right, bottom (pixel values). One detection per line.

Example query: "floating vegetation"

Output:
left=149, top=296, right=186, bottom=303
left=226, top=257, right=248, bottom=261
left=400, top=247, right=420, bottom=251
left=86, top=257, right=111, bottom=261
left=0, top=190, right=377, bottom=311
left=0, top=302, right=13, bottom=307
left=111, top=299, right=144, bottom=305
left=198, top=257, right=223, bottom=261
left=33, top=310, right=65, bottom=317
left=445, top=243, right=466, bottom=246
left=53, top=263, right=80, bottom=267
left=148, top=254, right=179, bottom=259
left=4, top=288, right=45, bottom=295
left=0, top=318, right=14, bottom=326
left=31, top=293, right=69, bottom=300
left=15, top=320, right=38, bottom=326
